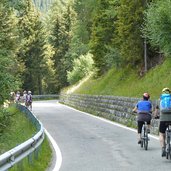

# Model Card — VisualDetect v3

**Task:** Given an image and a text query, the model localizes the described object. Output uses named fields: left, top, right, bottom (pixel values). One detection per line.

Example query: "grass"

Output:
left=66, top=58, right=171, bottom=100
left=10, top=136, right=52, bottom=171
left=0, top=106, right=37, bottom=154
left=0, top=106, right=52, bottom=171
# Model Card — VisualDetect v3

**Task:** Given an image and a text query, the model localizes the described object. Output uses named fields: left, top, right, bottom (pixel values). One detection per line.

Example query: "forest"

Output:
left=0, top=0, right=170, bottom=104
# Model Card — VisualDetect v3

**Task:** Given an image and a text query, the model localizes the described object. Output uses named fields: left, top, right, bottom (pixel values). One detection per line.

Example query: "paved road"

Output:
left=33, top=100, right=171, bottom=171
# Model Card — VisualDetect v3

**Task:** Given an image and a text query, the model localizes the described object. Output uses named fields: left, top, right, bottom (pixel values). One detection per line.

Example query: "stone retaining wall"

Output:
left=59, top=94, right=159, bottom=135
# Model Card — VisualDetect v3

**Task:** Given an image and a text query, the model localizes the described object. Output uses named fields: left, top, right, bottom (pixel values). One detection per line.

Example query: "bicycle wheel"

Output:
left=140, top=127, right=144, bottom=148
left=144, top=127, right=148, bottom=150
left=144, top=135, right=148, bottom=150
left=166, top=135, right=170, bottom=159
left=141, top=138, right=143, bottom=148
left=166, top=145, right=170, bottom=159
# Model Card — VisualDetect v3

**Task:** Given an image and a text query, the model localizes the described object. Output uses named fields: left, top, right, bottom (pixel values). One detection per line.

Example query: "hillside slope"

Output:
left=63, top=58, right=171, bottom=100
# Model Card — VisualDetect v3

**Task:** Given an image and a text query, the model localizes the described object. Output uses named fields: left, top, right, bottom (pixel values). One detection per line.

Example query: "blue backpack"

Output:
left=160, top=94, right=171, bottom=111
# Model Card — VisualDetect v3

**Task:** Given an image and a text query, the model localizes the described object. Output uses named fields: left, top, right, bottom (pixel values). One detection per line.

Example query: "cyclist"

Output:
left=26, top=91, right=32, bottom=111
left=22, top=90, right=27, bottom=106
left=155, top=87, right=171, bottom=157
left=133, top=93, right=152, bottom=144
left=15, top=91, right=21, bottom=103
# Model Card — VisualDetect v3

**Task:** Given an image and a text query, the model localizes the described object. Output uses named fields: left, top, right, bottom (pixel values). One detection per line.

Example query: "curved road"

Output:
left=33, top=100, right=171, bottom=171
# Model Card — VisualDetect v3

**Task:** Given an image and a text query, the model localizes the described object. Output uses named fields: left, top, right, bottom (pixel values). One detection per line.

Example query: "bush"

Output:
left=144, top=0, right=171, bottom=56
left=0, top=107, right=13, bottom=136
left=67, top=53, right=94, bottom=84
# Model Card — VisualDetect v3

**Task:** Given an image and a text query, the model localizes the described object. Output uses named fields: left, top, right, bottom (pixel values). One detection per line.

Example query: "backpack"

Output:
left=160, top=94, right=171, bottom=111
left=26, top=94, right=32, bottom=103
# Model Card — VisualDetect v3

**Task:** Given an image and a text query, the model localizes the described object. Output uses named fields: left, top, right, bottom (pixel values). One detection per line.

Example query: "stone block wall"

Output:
left=59, top=94, right=159, bottom=135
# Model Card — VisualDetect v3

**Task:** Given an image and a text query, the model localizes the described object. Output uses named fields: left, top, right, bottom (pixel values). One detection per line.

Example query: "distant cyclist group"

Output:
left=133, top=87, right=171, bottom=157
left=10, top=90, right=33, bottom=111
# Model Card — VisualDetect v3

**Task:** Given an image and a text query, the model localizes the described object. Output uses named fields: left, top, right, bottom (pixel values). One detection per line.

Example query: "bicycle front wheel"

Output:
left=144, top=136, right=148, bottom=150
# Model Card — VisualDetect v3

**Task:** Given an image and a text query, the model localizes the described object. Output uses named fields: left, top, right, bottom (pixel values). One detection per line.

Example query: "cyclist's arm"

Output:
left=132, top=106, right=138, bottom=113
left=153, top=105, right=160, bottom=118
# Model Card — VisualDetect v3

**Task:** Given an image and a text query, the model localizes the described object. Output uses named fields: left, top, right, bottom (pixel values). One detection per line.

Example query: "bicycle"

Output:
left=140, top=121, right=149, bottom=150
left=165, top=124, right=171, bottom=159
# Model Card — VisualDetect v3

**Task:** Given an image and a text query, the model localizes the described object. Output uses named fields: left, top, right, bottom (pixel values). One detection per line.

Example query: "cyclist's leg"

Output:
left=147, top=120, right=151, bottom=133
left=137, top=121, right=144, bottom=144
left=146, top=114, right=152, bottom=133
left=159, top=121, right=167, bottom=156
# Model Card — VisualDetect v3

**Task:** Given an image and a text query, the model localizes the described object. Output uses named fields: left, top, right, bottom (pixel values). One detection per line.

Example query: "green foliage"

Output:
left=90, top=0, right=117, bottom=75
left=70, top=0, right=97, bottom=59
left=10, top=136, right=52, bottom=171
left=0, top=108, right=12, bottom=137
left=72, top=58, right=171, bottom=100
left=0, top=105, right=36, bottom=154
left=67, top=53, right=94, bottom=84
left=0, top=1, right=21, bottom=104
left=114, top=0, right=145, bottom=66
left=16, top=0, right=53, bottom=94
left=0, top=105, right=52, bottom=170
left=144, top=0, right=171, bottom=56
left=2, top=0, right=169, bottom=95
left=49, top=2, right=76, bottom=91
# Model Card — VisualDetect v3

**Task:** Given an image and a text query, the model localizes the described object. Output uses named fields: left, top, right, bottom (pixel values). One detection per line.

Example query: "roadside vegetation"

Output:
left=63, top=58, right=171, bottom=100
left=0, top=105, right=52, bottom=171
left=1, top=0, right=171, bottom=169
left=10, top=136, right=52, bottom=171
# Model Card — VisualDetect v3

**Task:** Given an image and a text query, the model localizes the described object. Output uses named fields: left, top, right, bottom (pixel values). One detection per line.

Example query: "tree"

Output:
left=114, top=0, right=145, bottom=67
left=70, top=0, right=96, bottom=59
left=17, top=0, right=50, bottom=94
left=49, top=2, right=75, bottom=91
left=144, top=0, right=171, bottom=56
left=0, top=0, right=21, bottom=104
left=90, top=0, right=117, bottom=75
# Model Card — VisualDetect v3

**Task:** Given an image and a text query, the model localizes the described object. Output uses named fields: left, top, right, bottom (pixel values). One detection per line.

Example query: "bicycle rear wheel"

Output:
left=144, top=127, right=148, bottom=150
left=166, top=135, right=170, bottom=159
left=141, top=139, right=143, bottom=148
left=144, top=136, right=148, bottom=150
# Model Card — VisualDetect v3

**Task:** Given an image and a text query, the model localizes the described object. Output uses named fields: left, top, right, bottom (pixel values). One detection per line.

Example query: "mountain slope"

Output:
left=64, top=58, right=171, bottom=100
left=33, top=0, right=69, bottom=12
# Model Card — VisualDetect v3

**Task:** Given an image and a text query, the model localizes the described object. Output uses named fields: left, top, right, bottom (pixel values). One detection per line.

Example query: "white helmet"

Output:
left=28, top=91, right=31, bottom=94
left=162, top=87, right=170, bottom=94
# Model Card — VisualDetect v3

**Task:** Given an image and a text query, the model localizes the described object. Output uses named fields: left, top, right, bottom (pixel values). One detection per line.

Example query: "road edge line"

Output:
left=45, top=129, right=62, bottom=171
left=59, top=102, right=159, bottom=140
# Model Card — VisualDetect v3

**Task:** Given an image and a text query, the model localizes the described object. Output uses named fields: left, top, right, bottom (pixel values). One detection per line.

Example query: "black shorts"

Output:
left=137, top=121, right=151, bottom=134
left=159, top=121, right=171, bottom=133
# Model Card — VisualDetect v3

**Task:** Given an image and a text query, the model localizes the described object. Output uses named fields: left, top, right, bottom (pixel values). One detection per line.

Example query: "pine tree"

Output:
left=90, top=0, right=117, bottom=75
left=17, top=0, right=49, bottom=94
left=0, top=0, right=20, bottom=103
left=115, top=0, right=144, bottom=66
left=49, top=3, right=74, bottom=91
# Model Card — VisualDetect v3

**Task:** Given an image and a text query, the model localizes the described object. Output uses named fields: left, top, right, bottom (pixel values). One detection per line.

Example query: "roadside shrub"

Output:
left=0, top=106, right=16, bottom=136
left=67, top=52, right=94, bottom=84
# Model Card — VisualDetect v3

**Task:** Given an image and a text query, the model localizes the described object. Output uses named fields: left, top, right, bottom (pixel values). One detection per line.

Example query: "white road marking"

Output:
left=43, top=101, right=159, bottom=171
left=45, top=129, right=62, bottom=171
left=59, top=102, right=159, bottom=140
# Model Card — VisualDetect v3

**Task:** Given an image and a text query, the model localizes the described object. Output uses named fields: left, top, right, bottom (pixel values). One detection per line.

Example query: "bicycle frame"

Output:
left=140, top=122, right=149, bottom=150
left=166, top=125, right=171, bottom=159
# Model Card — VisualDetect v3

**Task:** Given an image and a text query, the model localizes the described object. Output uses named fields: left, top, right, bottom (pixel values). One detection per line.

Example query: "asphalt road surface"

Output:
left=33, top=100, right=171, bottom=171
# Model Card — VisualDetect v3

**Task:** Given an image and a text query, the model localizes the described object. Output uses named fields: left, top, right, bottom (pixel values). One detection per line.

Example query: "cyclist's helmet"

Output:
left=143, top=92, right=150, bottom=100
left=162, top=87, right=170, bottom=94
left=28, top=91, right=31, bottom=94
